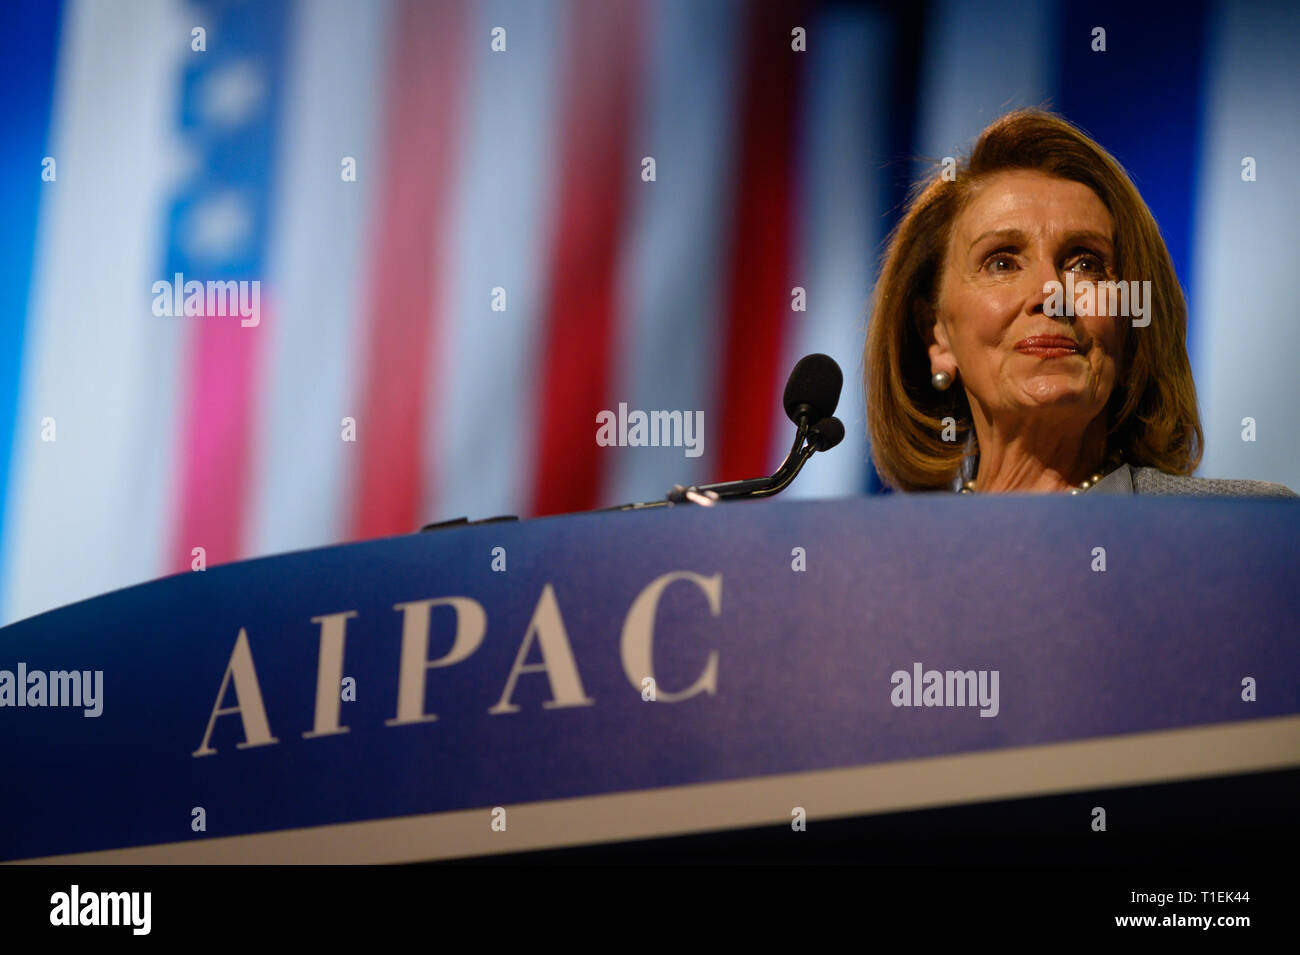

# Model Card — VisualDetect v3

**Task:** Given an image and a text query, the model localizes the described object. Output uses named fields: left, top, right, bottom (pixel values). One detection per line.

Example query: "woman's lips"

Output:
left=1015, top=335, right=1080, bottom=358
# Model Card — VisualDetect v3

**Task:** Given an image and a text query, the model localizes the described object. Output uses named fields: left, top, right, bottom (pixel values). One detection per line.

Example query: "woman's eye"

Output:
left=1067, top=255, right=1106, bottom=274
left=984, top=254, right=1016, bottom=273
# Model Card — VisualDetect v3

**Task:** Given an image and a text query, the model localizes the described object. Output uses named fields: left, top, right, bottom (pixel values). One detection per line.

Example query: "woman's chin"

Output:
left=1012, top=377, right=1104, bottom=410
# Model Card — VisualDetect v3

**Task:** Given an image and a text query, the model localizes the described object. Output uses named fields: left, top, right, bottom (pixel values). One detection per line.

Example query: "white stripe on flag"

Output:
left=773, top=5, right=889, bottom=498
left=424, top=0, right=563, bottom=523
left=1191, top=0, right=1300, bottom=490
left=248, top=0, right=394, bottom=557
left=914, top=0, right=1056, bottom=162
left=605, top=0, right=742, bottom=506
left=1, top=0, right=190, bottom=625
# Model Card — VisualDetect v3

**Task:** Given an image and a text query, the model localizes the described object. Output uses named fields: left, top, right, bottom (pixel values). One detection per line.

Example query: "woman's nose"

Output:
left=1024, top=258, right=1066, bottom=319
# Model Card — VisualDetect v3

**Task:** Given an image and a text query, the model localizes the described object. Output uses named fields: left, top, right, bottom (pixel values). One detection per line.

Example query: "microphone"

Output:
left=807, top=416, right=845, bottom=452
left=423, top=355, right=846, bottom=527
left=615, top=354, right=847, bottom=510
left=783, top=353, right=843, bottom=429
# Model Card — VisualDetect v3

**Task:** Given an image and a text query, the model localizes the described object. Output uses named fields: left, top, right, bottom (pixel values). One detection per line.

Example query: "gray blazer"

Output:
left=1087, top=463, right=1297, bottom=497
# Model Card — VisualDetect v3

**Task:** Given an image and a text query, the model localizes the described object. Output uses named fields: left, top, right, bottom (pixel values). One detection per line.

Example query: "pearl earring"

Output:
left=931, top=371, right=952, bottom=391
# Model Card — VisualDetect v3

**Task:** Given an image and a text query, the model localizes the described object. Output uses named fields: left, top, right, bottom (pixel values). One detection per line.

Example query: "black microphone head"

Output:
left=783, top=353, right=843, bottom=425
left=808, top=416, right=845, bottom=452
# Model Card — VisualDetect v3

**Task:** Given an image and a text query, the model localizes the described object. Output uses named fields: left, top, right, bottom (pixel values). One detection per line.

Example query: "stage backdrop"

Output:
left=1, top=0, right=1297, bottom=625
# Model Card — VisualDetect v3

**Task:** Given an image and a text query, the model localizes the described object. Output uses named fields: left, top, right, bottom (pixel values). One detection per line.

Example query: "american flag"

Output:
left=2, top=0, right=1297, bottom=624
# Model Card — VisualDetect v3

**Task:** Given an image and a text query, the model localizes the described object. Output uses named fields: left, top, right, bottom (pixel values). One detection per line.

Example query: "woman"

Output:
left=865, top=109, right=1295, bottom=497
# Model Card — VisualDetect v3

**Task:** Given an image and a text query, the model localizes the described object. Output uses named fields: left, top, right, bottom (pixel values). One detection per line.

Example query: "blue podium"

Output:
left=1, top=495, right=1297, bottom=863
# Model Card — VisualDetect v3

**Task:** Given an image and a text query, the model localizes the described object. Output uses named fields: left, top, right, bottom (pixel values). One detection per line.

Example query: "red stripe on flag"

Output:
left=529, top=0, right=643, bottom=517
left=167, top=302, right=271, bottom=572
left=350, top=0, right=466, bottom=539
left=715, top=1, right=805, bottom=482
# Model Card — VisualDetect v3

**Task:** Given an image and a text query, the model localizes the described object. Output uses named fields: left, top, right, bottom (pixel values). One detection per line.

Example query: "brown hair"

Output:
left=864, top=109, right=1203, bottom=490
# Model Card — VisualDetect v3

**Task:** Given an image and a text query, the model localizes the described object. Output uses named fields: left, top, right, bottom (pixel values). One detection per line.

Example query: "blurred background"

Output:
left=1, top=0, right=1296, bottom=626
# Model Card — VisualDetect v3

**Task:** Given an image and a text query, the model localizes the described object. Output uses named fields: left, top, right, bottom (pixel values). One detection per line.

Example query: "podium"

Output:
left=2, top=495, right=1298, bottom=863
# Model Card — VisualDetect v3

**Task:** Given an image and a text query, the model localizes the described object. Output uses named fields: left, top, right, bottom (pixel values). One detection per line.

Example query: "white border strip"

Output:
left=1, top=0, right=188, bottom=626
left=15, top=715, right=1300, bottom=864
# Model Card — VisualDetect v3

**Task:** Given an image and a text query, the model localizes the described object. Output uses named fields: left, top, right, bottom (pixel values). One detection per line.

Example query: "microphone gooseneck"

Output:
left=613, top=353, right=847, bottom=510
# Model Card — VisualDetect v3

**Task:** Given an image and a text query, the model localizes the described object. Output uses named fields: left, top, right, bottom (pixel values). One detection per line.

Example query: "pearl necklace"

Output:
left=958, top=462, right=1117, bottom=495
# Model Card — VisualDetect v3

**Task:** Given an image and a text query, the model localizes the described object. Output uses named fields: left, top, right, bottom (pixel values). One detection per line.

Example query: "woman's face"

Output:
left=929, top=170, right=1126, bottom=434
